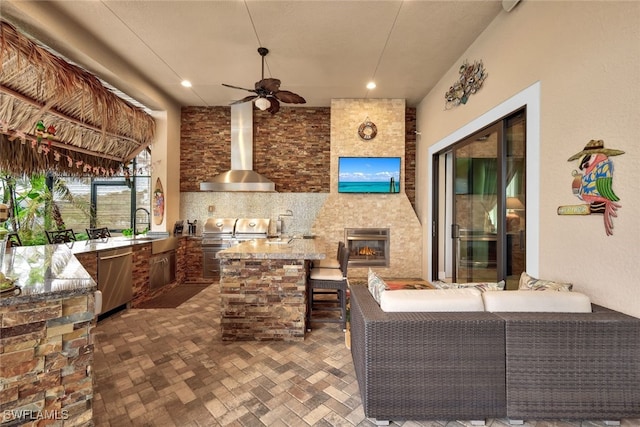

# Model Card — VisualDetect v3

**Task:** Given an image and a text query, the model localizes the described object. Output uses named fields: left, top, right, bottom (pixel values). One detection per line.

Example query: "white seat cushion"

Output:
left=313, top=258, right=340, bottom=269
left=380, top=288, right=484, bottom=312
left=310, top=267, right=345, bottom=281
left=482, top=290, right=592, bottom=312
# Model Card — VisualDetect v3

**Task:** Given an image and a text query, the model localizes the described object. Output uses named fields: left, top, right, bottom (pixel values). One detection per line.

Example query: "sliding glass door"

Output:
left=433, top=109, right=525, bottom=289
left=454, top=123, right=500, bottom=283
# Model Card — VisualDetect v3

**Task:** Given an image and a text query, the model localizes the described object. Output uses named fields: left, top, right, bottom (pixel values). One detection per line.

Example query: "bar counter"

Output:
left=218, top=237, right=326, bottom=341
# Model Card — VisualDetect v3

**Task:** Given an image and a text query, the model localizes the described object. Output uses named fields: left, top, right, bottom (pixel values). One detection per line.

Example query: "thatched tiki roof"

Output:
left=0, top=20, right=155, bottom=176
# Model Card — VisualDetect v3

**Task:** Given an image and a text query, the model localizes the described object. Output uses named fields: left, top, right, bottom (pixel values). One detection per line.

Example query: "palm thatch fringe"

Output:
left=0, top=20, right=155, bottom=173
left=1, top=134, right=121, bottom=177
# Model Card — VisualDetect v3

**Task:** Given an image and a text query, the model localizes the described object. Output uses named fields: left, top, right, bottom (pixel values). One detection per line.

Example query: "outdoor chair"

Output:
left=7, top=232, right=22, bottom=247
left=86, top=227, right=111, bottom=239
left=307, top=247, right=350, bottom=331
left=313, top=241, right=345, bottom=269
left=46, top=229, right=77, bottom=244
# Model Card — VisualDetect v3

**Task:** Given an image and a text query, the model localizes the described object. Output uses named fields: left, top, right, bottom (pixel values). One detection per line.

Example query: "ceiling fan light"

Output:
left=255, top=97, right=270, bottom=110
left=366, top=81, right=376, bottom=90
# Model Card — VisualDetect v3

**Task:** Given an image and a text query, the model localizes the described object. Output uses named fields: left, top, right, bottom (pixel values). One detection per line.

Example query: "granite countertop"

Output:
left=0, top=234, right=191, bottom=306
left=68, top=235, right=181, bottom=255
left=0, top=245, right=96, bottom=306
left=217, top=237, right=327, bottom=260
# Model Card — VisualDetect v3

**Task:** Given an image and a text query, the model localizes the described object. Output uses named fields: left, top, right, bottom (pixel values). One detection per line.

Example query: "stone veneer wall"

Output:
left=405, top=107, right=417, bottom=211
left=180, top=105, right=415, bottom=199
left=180, top=106, right=331, bottom=193
left=0, top=294, right=96, bottom=425
left=311, top=99, right=422, bottom=278
left=179, top=103, right=420, bottom=278
left=179, top=106, right=416, bottom=226
left=219, top=259, right=306, bottom=341
left=130, top=242, right=151, bottom=307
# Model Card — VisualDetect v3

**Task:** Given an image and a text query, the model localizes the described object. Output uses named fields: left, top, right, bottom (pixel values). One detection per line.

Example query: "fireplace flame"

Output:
left=358, top=246, right=376, bottom=256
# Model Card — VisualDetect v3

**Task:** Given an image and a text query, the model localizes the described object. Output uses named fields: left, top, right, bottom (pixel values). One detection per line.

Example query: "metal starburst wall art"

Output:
left=444, top=60, right=487, bottom=109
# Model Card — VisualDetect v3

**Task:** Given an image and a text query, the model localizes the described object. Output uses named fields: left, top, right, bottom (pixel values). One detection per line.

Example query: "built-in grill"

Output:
left=201, top=217, right=270, bottom=279
left=233, top=218, right=270, bottom=241
left=202, top=218, right=237, bottom=279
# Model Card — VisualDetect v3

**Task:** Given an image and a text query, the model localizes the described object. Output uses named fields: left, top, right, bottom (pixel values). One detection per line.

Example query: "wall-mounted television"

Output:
left=338, top=157, right=401, bottom=193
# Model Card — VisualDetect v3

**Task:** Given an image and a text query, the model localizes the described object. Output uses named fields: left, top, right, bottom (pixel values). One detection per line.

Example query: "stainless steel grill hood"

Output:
left=200, top=102, right=275, bottom=192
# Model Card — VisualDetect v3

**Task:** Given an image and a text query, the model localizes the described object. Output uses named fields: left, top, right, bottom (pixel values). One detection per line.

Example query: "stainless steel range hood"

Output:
left=200, top=102, right=275, bottom=192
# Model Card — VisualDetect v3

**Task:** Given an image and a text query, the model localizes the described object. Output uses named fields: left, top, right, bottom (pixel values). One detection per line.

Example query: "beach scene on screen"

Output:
left=338, top=157, right=401, bottom=193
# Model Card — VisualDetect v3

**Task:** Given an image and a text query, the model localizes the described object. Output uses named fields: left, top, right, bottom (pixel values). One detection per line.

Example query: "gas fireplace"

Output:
left=345, top=228, right=390, bottom=267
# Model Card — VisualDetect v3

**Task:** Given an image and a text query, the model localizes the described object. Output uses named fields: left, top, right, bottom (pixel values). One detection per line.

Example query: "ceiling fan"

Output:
left=222, top=47, right=306, bottom=114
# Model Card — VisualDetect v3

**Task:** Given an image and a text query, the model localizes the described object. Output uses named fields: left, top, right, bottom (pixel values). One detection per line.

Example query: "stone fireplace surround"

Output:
left=311, top=99, right=422, bottom=279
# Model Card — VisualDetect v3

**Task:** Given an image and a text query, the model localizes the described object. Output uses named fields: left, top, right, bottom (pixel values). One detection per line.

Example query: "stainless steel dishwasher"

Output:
left=98, top=247, right=133, bottom=314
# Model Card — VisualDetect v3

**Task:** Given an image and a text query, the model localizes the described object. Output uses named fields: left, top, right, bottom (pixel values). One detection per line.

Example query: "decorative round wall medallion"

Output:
left=358, top=119, right=377, bottom=140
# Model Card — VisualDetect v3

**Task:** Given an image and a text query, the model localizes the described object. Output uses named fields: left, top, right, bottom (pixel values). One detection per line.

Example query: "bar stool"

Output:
left=307, top=248, right=350, bottom=332
left=46, top=229, right=76, bottom=244
left=313, top=241, right=345, bottom=269
left=86, top=227, right=111, bottom=239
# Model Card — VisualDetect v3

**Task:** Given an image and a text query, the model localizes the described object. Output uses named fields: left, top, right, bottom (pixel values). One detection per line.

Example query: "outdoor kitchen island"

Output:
left=217, top=237, right=326, bottom=341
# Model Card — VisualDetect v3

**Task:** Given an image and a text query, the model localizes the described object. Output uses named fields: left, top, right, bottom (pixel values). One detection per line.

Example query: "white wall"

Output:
left=416, top=1, right=640, bottom=317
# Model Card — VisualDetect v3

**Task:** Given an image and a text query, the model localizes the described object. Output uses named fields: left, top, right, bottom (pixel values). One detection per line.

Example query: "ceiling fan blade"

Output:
left=230, top=95, right=258, bottom=105
left=256, top=78, right=281, bottom=93
left=266, top=97, right=280, bottom=114
left=222, top=83, right=256, bottom=93
left=274, top=90, right=306, bottom=104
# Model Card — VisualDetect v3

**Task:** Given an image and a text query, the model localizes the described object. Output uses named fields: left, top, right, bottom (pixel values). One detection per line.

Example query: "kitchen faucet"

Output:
left=276, top=210, right=293, bottom=234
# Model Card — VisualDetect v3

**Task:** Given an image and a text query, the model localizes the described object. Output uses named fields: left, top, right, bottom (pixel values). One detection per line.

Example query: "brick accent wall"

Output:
left=180, top=107, right=331, bottom=193
left=74, top=252, right=97, bottom=282
left=405, top=107, right=417, bottom=211
left=181, top=237, right=204, bottom=283
left=131, top=243, right=151, bottom=306
left=179, top=106, right=417, bottom=207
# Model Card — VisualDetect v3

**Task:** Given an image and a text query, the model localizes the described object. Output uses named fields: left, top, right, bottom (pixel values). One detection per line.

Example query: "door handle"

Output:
left=451, top=224, right=460, bottom=239
left=100, top=251, right=132, bottom=261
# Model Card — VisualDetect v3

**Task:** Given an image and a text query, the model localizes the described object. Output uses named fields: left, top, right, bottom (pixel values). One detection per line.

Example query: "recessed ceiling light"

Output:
left=181, top=80, right=192, bottom=88
left=366, top=81, right=376, bottom=90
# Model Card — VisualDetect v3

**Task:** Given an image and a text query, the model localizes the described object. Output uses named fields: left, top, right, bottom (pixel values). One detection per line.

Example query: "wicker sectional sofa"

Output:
left=349, top=284, right=640, bottom=425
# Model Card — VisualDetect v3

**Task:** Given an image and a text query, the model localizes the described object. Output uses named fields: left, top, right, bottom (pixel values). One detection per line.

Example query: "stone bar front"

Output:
left=0, top=245, right=97, bottom=425
left=218, top=238, right=325, bottom=341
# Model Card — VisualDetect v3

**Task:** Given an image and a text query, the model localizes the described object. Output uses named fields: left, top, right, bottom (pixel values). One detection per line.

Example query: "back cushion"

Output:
left=518, top=271, right=573, bottom=291
left=380, top=288, right=484, bottom=312
left=433, top=280, right=505, bottom=292
left=482, top=290, right=592, bottom=312
left=368, top=268, right=387, bottom=304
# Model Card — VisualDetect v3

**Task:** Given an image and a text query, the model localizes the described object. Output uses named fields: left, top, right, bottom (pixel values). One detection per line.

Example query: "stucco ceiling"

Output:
left=1, top=1, right=504, bottom=111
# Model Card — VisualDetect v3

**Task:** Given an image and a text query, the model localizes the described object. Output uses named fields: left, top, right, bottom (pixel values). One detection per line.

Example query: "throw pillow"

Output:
left=368, top=268, right=388, bottom=304
left=433, top=280, right=505, bottom=292
left=385, top=281, right=434, bottom=290
left=518, top=271, right=573, bottom=291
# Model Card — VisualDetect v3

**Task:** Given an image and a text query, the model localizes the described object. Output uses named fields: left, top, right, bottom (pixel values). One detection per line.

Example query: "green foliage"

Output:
left=0, top=172, right=92, bottom=246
